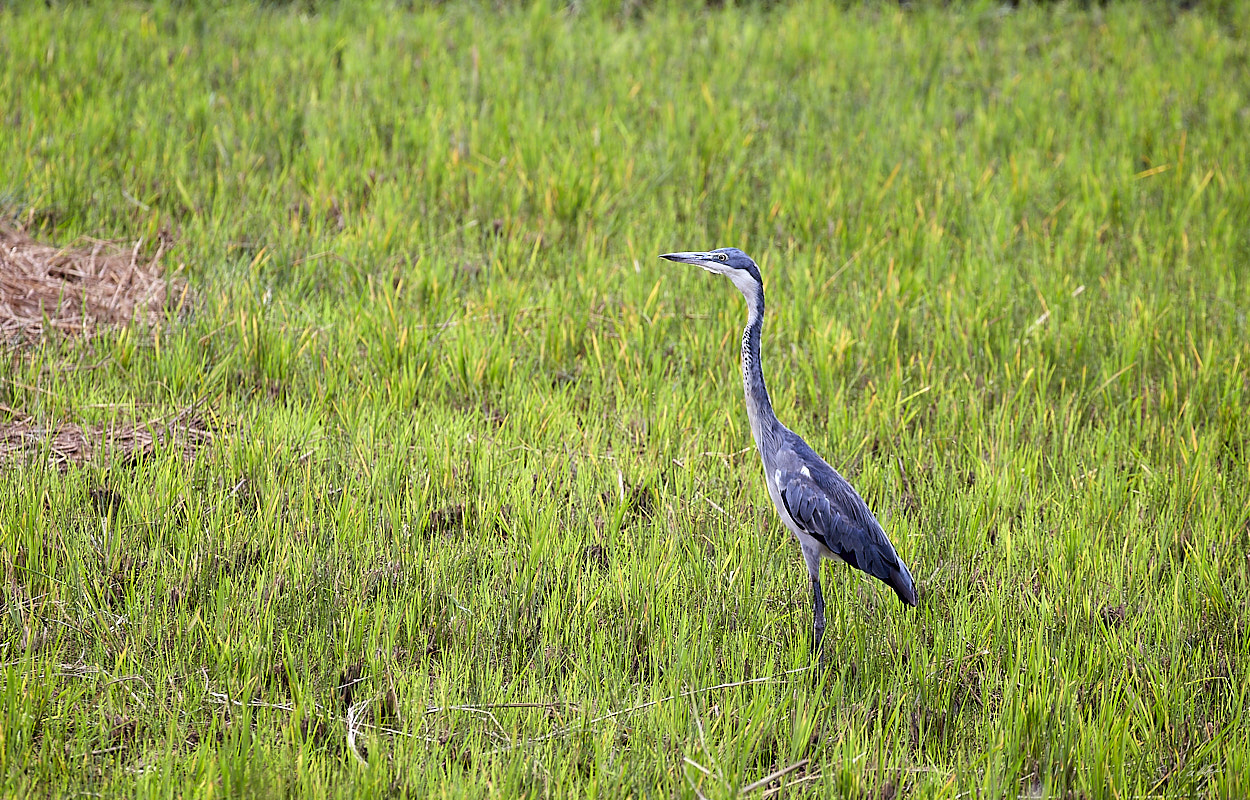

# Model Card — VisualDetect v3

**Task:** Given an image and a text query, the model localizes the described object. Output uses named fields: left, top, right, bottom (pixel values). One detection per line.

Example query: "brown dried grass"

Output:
left=0, top=225, right=188, bottom=342
left=0, top=406, right=213, bottom=470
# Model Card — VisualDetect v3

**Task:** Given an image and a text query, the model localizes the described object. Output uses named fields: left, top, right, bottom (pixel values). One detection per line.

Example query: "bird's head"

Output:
left=659, top=247, right=762, bottom=300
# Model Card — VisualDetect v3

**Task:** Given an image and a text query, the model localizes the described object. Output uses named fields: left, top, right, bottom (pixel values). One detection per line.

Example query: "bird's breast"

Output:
left=761, top=461, right=834, bottom=561
left=762, top=465, right=799, bottom=533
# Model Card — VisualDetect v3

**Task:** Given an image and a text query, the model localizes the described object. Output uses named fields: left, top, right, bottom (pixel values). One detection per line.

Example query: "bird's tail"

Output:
left=886, top=559, right=918, bottom=607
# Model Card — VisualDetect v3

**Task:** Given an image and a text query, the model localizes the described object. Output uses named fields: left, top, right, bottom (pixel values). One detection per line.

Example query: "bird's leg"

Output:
left=810, top=573, right=826, bottom=659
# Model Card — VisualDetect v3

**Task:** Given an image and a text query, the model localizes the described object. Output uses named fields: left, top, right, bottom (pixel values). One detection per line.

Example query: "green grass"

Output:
left=2, top=1, right=1249, bottom=796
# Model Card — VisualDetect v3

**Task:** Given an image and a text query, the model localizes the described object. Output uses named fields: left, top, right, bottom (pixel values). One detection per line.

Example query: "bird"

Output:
left=660, top=247, right=917, bottom=656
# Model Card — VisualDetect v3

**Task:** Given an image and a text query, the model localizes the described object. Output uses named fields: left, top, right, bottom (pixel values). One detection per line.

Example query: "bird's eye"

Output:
left=716, top=253, right=728, bottom=262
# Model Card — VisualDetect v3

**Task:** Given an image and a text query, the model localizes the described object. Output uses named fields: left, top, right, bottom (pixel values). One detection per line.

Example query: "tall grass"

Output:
left=1, top=1, right=1248, bottom=797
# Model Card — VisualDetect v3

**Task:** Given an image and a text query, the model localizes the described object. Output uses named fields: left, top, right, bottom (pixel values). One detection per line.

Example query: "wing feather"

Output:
left=773, top=436, right=917, bottom=606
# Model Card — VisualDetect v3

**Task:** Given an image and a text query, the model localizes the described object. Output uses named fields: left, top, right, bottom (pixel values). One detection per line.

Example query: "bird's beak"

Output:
left=659, top=251, right=723, bottom=273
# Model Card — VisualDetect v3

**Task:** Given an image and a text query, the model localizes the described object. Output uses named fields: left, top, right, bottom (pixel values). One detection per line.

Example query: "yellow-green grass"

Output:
left=1, top=1, right=1248, bottom=797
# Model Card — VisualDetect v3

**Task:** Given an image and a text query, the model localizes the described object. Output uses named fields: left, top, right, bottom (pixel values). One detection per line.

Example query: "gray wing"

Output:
left=773, top=434, right=918, bottom=606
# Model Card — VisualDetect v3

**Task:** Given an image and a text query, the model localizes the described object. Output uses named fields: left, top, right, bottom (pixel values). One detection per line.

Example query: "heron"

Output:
left=660, top=247, right=917, bottom=656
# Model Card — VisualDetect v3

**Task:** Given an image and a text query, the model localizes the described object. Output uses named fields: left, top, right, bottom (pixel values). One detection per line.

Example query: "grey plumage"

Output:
left=660, top=247, right=917, bottom=655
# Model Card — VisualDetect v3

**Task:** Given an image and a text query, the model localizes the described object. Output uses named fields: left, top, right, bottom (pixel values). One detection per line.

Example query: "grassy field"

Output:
left=2, top=1, right=1249, bottom=796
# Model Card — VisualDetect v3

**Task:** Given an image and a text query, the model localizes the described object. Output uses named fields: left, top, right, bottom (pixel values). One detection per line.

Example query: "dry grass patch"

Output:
left=0, top=224, right=187, bottom=342
left=0, top=406, right=214, bottom=469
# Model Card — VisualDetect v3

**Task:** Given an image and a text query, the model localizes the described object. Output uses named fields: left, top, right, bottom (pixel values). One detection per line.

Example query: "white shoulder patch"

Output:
left=800, top=465, right=812, bottom=478
left=773, top=469, right=782, bottom=487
